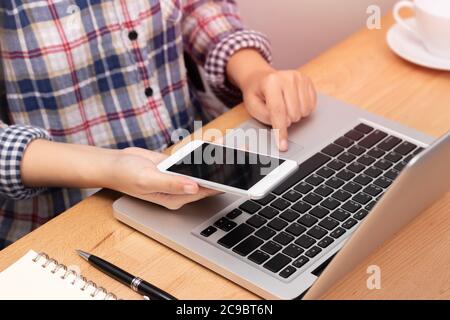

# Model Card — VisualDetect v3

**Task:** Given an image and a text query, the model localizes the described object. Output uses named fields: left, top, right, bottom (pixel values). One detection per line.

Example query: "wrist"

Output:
left=78, top=147, right=120, bottom=190
left=227, top=49, right=274, bottom=91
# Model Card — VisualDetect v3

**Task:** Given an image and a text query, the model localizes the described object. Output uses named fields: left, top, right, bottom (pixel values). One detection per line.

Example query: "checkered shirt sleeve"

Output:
left=0, top=124, right=51, bottom=200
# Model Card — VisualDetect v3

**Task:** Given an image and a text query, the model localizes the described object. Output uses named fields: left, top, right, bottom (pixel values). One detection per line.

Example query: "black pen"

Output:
left=77, top=250, right=177, bottom=300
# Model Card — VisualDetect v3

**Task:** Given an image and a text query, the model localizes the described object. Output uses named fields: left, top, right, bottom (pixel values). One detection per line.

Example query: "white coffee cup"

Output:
left=394, top=0, right=450, bottom=59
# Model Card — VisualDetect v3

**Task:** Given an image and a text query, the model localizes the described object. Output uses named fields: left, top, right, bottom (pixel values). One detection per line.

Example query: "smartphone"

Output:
left=157, top=140, right=298, bottom=199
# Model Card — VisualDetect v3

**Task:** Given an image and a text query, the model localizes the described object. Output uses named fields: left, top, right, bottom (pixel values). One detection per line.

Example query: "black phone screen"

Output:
left=168, top=143, right=285, bottom=190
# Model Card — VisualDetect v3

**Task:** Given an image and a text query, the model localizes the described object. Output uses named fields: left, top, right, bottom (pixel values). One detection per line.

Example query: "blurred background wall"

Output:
left=235, top=0, right=397, bottom=68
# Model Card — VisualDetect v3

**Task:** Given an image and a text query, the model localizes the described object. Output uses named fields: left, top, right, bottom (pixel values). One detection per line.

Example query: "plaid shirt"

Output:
left=0, top=0, right=271, bottom=248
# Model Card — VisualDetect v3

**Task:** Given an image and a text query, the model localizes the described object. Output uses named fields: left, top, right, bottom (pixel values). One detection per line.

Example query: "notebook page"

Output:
left=0, top=250, right=108, bottom=300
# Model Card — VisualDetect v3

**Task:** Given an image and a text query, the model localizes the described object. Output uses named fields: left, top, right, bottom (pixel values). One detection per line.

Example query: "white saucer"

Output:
left=387, top=18, right=450, bottom=71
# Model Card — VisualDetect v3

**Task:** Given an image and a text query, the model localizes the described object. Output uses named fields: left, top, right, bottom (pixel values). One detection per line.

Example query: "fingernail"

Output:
left=280, top=140, right=289, bottom=151
left=184, top=184, right=198, bottom=195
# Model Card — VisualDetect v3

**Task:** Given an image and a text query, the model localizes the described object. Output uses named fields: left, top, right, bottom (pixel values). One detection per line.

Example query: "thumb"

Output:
left=149, top=171, right=199, bottom=195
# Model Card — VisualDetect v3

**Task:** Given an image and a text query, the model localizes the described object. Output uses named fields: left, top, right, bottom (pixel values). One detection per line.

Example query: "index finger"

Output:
left=265, top=82, right=289, bottom=151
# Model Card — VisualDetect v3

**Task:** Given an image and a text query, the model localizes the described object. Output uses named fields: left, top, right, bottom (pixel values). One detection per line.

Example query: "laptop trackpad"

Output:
left=224, top=119, right=304, bottom=161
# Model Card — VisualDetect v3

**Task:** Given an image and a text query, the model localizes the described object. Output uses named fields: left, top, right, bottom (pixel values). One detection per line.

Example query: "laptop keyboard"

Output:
left=198, top=123, right=424, bottom=280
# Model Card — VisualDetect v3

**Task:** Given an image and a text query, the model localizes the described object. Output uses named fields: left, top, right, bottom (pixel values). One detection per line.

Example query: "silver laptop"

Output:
left=113, top=95, right=450, bottom=299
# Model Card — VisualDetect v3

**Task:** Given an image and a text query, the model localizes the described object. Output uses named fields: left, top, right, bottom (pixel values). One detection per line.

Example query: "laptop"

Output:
left=113, top=94, right=450, bottom=299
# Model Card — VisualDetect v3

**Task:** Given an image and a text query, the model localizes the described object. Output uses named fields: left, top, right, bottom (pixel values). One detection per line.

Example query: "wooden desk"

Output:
left=1, top=15, right=449, bottom=300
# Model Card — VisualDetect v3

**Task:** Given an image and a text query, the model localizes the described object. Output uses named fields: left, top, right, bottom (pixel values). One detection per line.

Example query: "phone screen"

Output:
left=167, top=143, right=285, bottom=190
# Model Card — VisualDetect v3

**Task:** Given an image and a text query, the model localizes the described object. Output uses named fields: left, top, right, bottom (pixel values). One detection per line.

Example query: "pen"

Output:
left=77, top=250, right=177, bottom=300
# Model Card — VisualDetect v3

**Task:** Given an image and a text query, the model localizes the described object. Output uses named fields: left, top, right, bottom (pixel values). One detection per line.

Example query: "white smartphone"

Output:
left=157, top=140, right=298, bottom=200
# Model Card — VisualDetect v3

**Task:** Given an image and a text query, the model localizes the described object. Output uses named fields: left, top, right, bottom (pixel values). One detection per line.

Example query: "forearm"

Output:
left=226, top=49, right=274, bottom=91
left=21, top=139, right=117, bottom=189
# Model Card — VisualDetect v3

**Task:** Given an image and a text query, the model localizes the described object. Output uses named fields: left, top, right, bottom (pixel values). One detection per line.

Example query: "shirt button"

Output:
left=128, top=30, right=138, bottom=41
left=145, top=87, right=154, bottom=97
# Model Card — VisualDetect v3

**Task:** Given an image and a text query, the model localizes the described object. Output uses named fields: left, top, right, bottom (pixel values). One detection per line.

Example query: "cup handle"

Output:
left=393, top=1, right=421, bottom=38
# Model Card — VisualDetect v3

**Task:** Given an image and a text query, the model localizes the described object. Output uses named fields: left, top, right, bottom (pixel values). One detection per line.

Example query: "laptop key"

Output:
left=315, top=185, right=334, bottom=197
left=317, top=167, right=335, bottom=179
left=259, top=207, right=279, bottom=220
left=331, top=208, right=351, bottom=222
left=305, top=246, right=322, bottom=258
left=239, top=201, right=261, bottom=214
left=367, top=147, right=385, bottom=159
left=297, top=214, right=318, bottom=228
left=345, top=129, right=364, bottom=141
left=272, top=152, right=331, bottom=195
left=342, top=200, right=362, bottom=213
left=303, top=193, right=323, bottom=205
left=263, top=253, right=292, bottom=273
left=374, top=159, right=393, bottom=171
left=364, top=184, right=383, bottom=196
left=378, top=136, right=402, bottom=151
left=279, top=209, right=300, bottom=222
left=343, top=182, right=362, bottom=194
left=338, top=152, right=356, bottom=164
left=255, top=227, right=276, bottom=240
left=293, top=256, right=310, bottom=268
left=246, top=215, right=267, bottom=228
left=271, top=198, right=291, bottom=211
left=394, top=141, right=417, bottom=155
left=273, top=232, right=295, bottom=245
left=307, top=226, right=328, bottom=240
left=342, top=218, right=358, bottom=229
left=295, top=234, right=316, bottom=249
left=364, top=166, right=383, bottom=178
left=214, top=218, right=237, bottom=232
left=354, top=174, right=373, bottom=186
left=232, top=236, right=264, bottom=257
left=201, top=226, right=217, bottom=238
left=336, top=169, right=355, bottom=181
left=218, top=224, right=255, bottom=249
left=384, top=169, right=400, bottom=180
left=354, top=209, right=369, bottom=220
left=226, top=209, right=242, bottom=220
left=326, top=177, right=345, bottom=189
left=352, top=192, right=372, bottom=205
left=330, top=227, right=346, bottom=239
left=354, top=124, right=374, bottom=134
left=319, top=217, right=339, bottom=231
left=261, top=241, right=282, bottom=255
left=294, top=182, right=314, bottom=194
left=374, top=176, right=392, bottom=189
left=384, top=151, right=402, bottom=163
left=280, top=266, right=297, bottom=279
left=321, top=197, right=341, bottom=210
left=332, top=190, right=352, bottom=202
left=268, top=218, right=289, bottom=231
left=310, top=206, right=329, bottom=219
left=322, top=144, right=344, bottom=157
left=285, top=223, right=307, bottom=237
left=359, top=130, right=388, bottom=149
left=366, top=201, right=377, bottom=211
left=335, top=137, right=354, bottom=148
left=292, top=200, right=312, bottom=214
left=358, top=154, right=376, bottom=166
left=327, top=160, right=346, bottom=171
left=318, top=236, right=335, bottom=248
left=255, top=194, right=276, bottom=206
left=282, top=244, right=304, bottom=259
left=347, top=162, right=365, bottom=174
left=283, top=190, right=302, bottom=203
left=306, top=174, right=325, bottom=186
left=248, top=250, right=270, bottom=265
left=348, top=145, right=366, bottom=156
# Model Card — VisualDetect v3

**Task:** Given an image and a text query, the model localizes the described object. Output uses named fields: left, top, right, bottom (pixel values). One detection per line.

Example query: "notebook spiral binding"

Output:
left=32, top=252, right=118, bottom=300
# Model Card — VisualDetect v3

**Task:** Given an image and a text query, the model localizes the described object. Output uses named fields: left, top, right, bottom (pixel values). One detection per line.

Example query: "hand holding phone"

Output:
left=158, top=141, right=298, bottom=199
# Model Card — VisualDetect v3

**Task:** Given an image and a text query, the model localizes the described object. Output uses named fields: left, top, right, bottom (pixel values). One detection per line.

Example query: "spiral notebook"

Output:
left=0, top=250, right=119, bottom=300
